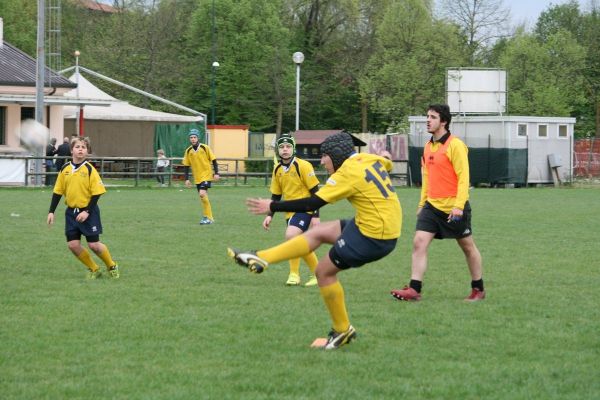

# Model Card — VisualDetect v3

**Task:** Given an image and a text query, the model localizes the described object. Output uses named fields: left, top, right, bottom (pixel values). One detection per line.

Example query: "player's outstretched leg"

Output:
left=227, top=248, right=269, bottom=273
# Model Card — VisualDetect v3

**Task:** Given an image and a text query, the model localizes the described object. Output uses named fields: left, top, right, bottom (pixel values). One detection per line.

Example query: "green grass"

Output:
left=1, top=186, right=599, bottom=399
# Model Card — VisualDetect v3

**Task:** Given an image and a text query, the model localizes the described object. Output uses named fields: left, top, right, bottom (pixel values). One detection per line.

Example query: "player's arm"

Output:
left=247, top=194, right=327, bottom=215
left=262, top=194, right=282, bottom=230
left=47, top=193, right=62, bottom=225
left=75, top=194, right=101, bottom=223
left=450, top=142, right=470, bottom=211
left=308, top=185, right=320, bottom=218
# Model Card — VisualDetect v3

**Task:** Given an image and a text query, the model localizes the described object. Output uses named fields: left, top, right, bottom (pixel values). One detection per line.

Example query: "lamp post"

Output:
left=292, top=51, right=304, bottom=132
left=211, top=61, right=219, bottom=125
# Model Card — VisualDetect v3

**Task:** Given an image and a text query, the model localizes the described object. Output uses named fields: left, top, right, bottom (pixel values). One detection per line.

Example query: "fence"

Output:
left=574, top=137, right=600, bottom=178
left=0, top=154, right=410, bottom=188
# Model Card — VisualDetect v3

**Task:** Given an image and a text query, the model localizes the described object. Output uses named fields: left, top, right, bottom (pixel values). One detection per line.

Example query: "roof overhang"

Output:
left=0, top=94, right=113, bottom=107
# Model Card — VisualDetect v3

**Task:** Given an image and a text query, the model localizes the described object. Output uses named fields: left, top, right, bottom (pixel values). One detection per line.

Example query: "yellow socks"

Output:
left=201, top=195, right=213, bottom=220
left=257, top=235, right=311, bottom=264
left=320, top=281, right=350, bottom=333
left=77, top=248, right=99, bottom=272
left=289, top=258, right=301, bottom=275
left=302, top=251, right=319, bottom=274
left=96, top=244, right=116, bottom=269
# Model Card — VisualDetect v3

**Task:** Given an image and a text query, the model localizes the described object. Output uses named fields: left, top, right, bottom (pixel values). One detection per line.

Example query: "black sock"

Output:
left=409, top=279, right=422, bottom=293
left=471, top=279, right=484, bottom=291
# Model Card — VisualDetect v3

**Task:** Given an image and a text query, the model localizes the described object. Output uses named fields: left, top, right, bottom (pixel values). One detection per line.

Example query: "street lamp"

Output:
left=211, top=60, right=219, bottom=125
left=293, top=51, right=304, bottom=132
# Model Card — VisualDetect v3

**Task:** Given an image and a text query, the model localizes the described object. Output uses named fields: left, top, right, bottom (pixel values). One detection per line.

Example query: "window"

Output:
left=0, top=107, right=5, bottom=145
left=558, top=125, right=568, bottom=138
left=517, top=124, right=527, bottom=137
left=538, top=124, right=548, bottom=138
left=21, top=107, right=35, bottom=121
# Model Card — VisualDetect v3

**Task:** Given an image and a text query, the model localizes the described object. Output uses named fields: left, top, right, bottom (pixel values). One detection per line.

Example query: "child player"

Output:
left=183, top=128, right=220, bottom=225
left=47, top=137, right=119, bottom=279
left=264, top=134, right=320, bottom=287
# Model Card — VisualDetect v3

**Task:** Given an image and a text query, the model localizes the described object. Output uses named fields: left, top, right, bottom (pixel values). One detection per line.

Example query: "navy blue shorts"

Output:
left=416, top=201, right=472, bottom=239
left=196, top=181, right=212, bottom=191
left=65, top=206, right=103, bottom=242
left=286, top=212, right=313, bottom=232
left=328, top=219, right=397, bottom=270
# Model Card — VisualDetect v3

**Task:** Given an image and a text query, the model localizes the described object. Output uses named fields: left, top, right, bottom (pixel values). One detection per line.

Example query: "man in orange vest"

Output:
left=391, top=104, right=485, bottom=302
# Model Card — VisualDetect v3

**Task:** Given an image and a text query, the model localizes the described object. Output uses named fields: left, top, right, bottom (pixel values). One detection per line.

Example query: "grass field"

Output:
left=1, top=185, right=599, bottom=399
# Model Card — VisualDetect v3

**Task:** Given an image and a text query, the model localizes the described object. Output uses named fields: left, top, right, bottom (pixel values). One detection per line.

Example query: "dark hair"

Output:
left=428, top=104, right=452, bottom=131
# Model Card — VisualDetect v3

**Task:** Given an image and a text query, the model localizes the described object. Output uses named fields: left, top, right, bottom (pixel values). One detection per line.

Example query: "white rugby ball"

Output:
left=20, top=119, right=49, bottom=151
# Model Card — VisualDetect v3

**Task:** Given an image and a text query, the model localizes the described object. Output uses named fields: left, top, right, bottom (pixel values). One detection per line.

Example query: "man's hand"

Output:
left=76, top=210, right=89, bottom=223
left=185, top=179, right=192, bottom=188
left=262, top=215, right=272, bottom=230
left=47, top=212, right=54, bottom=225
left=213, top=174, right=220, bottom=181
left=246, top=198, right=272, bottom=215
left=447, top=207, right=463, bottom=222
left=379, top=150, right=392, bottom=160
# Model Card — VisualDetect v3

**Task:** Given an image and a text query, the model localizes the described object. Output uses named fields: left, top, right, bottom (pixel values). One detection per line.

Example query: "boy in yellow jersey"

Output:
left=228, top=132, right=402, bottom=350
left=264, top=134, right=321, bottom=287
left=182, top=129, right=220, bottom=225
left=391, top=104, right=484, bottom=302
left=47, top=137, right=119, bottom=279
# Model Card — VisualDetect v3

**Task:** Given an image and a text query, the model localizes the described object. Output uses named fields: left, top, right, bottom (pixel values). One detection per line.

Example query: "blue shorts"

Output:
left=328, top=219, right=397, bottom=270
left=65, top=206, right=103, bottom=242
left=286, top=212, right=313, bottom=232
left=196, top=181, right=212, bottom=191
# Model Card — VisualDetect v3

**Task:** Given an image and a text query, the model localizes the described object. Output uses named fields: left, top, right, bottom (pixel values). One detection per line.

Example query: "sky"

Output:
left=505, top=0, right=587, bottom=26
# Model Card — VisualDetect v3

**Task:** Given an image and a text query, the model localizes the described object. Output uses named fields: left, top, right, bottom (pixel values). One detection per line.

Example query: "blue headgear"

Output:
left=189, top=128, right=200, bottom=137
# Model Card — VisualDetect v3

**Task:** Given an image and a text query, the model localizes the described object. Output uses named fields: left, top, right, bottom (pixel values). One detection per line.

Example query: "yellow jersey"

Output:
left=53, top=161, right=106, bottom=208
left=270, top=157, right=320, bottom=219
left=316, top=153, right=402, bottom=240
left=182, top=144, right=217, bottom=183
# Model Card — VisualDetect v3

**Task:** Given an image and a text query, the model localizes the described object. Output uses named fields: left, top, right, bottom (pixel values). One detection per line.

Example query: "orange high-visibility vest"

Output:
left=423, top=135, right=457, bottom=199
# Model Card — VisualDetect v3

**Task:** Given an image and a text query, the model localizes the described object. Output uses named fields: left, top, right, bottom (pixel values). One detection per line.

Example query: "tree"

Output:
left=360, top=0, right=465, bottom=132
left=499, top=30, right=585, bottom=117
left=186, top=0, right=294, bottom=132
left=440, top=0, right=510, bottom=65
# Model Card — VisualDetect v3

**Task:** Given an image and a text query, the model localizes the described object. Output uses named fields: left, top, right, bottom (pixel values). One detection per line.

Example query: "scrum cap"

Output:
left=320, top=132, right=355, bottom=171
left=276, top=134, right=296, bottom=156
left=189, top=128, right=200, bottom=137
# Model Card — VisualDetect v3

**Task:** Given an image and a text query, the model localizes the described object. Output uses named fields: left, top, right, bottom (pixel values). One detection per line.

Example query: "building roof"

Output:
left=63, top=73, right=203, bottom=122
left=74, top=0, right=118, bottom=13
left=0, top=41, right=76, bottom=88
left=294, top=130, right=367, bottom=146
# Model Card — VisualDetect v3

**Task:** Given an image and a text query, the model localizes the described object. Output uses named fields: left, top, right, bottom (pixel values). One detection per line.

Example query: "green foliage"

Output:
left=499, top=30, right=584, bottom=117
left=1, top=186, right=600, bottom=399
left=244, top=159, right=274, bottom=173
left=0, top=0, right=598, bottom=136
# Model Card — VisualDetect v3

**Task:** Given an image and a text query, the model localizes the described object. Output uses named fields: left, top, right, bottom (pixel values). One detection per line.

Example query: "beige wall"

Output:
left=64, top=119, right=156, bottom=157
left=1, top=103, right=64, bottom=152
left=208, top=126, right=249, bottom=172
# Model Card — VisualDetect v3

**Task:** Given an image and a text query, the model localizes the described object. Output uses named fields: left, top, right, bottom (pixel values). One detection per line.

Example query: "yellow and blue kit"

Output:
left=182, top=143, right=217, bottom=184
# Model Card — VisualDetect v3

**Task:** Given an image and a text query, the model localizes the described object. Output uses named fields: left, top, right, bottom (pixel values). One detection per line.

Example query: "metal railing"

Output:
left=0, top=155, right=410, bottom=187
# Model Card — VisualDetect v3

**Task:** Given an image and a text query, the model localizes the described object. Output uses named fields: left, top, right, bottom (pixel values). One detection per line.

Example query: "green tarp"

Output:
left=408, top=147, right=528, bottom=186
left=154, top=123, right=205, bottom=158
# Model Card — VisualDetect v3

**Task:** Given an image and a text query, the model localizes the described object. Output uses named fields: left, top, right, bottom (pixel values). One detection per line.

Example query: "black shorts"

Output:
left=65, top=206, right=103, bottom=242
left=416, top=201, right=472, bottom=240
left=196, top=181, right=212, bottom=191
left=286, top=212, right=314, bottom=232
left=329, top=219, right=397, bottom=270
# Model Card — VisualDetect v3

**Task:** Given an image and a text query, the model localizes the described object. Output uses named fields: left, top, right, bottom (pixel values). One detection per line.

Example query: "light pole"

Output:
left=293, top=51, right=304, bottom=132
left=211, top=61, right=219, bottom=125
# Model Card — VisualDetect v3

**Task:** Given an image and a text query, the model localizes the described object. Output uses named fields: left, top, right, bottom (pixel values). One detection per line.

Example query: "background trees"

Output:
left=0, top=0, right=597, bottom=137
